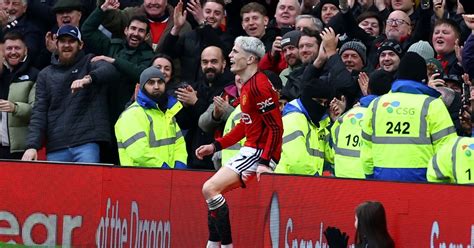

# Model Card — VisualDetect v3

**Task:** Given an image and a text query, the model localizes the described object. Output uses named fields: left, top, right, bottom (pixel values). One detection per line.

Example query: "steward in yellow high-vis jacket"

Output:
left=361, top=53, right=456, bottom=182
left=115, top=66, right=187, bottom=168
left=276, top=82, right=334, bottom=176
left=221, top=105, right=245, bottom=165
left=427, top=136, right=474, bottom=184
left=331, top=70, right=394, bottom=178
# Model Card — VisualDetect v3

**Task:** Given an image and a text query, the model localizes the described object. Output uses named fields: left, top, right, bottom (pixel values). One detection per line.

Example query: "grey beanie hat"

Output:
left=339, top=41, right=367, bottom=65
left=407, top=41, right=434, bottom=62
left=139, top=66, right=165, bottom=89
left=281, top=30, right=301, bottom=49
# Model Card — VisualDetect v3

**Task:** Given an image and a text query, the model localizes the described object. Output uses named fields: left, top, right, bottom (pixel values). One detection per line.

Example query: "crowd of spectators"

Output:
left=0, top=0, right=473, bottom=184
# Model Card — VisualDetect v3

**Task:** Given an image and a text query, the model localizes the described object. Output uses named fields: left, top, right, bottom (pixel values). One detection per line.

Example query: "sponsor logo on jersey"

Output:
left=257, top=97, right=276, bottom=113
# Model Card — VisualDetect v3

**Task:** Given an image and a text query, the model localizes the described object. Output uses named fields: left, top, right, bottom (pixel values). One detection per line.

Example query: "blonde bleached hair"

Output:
left=234, top=36, right=266, bottom=60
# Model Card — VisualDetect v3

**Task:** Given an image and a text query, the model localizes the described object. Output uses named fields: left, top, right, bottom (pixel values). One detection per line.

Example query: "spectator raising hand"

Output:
left=213, top=95, right=230, bottom=120
left=186, top=0, right=204, bottom=24
left=358, top=72, right=369, bottom=96
left=171, top=1, right=188, bottom=35
left=433, top=0, right=445, bottom=19
left=314, top=27, right=339, bottom=68
left=428, top=72, right=446, bottom=88
left=101, top=0, right=120, bottom=11
left=45, top=32, right=57, bottom=53
left=329, top=95, right=347, bottom=121
left=271, top=36, right=282, bottom=58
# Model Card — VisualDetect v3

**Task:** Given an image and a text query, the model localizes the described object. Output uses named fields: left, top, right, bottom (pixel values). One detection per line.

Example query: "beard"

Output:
left=204, top=68, right=220, bottom=84
left=58, top=50, right=79, bottom=66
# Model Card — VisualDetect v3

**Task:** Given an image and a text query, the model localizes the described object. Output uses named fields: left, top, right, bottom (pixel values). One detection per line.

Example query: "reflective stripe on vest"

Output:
left=431, top=126, right=457, bottom=142
left=334, top=119, right=360, bottom=158
left=226, top=111, right=242, bottom=151
left=371, top=97, right=434, bottom=144
left=282, top=119, right=324, bottom=158
left=117, top=132, right=146, bottom=148
left=230, top=112, right=242, bottom=129
left=145, top=114, right=181, bottom=147
left=452, top=137, right=460, bottom=182
left=431, top=137, right=461, bottom=181
left=118, top=112, right=180, bottom=149
left=334, top=146, right=360, bottom=157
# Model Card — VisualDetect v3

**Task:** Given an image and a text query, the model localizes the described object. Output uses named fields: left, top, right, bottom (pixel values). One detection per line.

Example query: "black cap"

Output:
left=52, top=0, right=83, bottom=13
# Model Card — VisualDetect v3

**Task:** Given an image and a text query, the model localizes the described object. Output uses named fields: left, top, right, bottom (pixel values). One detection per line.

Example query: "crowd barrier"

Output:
left=0, top=160, right=472, bottom=247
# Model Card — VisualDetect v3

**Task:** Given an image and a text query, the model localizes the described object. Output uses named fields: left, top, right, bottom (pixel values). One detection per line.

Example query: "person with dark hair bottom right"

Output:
left=324, top=201, right=395, bottom=248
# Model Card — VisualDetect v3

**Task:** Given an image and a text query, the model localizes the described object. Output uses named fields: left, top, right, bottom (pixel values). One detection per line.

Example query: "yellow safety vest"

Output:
left=115, top=101, right=187, bottom=168
left=331, top=106, right=367, bottom=178
left=360, top=92, right=456, bottom=181
left=427, top=136, right=474, bottom=184
left=221, top=105, right=245, bottom=165
left=276, top=100, right=333, bottom=176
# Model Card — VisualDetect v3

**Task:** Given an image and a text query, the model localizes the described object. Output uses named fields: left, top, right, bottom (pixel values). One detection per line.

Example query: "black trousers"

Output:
left=0, top=146, right=23, bottom=159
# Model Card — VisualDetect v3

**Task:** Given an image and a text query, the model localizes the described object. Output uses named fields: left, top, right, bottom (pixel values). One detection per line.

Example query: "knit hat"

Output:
left=56, top=25, right=82, bottom=41
left=140, top=66, right=165, bottom=90
left=407, top=41, right=434, bottom=62
left=377, top=39, right=403, bottom=58
left=302, top=78, right=335, bottom=100
left=312, top=0, right=339, bottom=21
left=397, top=52, right=427, bottom=83
left=368, top=69, right=394, bottom=96
left=52, top=0, right=83, bottom=13
left=460, top=0, right=474, bottom=15
left=340, top=41, right=367, bottom=65
left=281, top=30, right=301, bottom=49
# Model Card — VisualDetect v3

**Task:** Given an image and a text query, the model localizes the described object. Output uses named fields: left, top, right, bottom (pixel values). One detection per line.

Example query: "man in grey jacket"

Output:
left=22, top=25, right=117, bottom=163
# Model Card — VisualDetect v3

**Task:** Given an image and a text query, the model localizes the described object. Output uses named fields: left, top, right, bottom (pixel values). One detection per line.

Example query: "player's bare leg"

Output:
left=202, top=167, right=241, bottom=248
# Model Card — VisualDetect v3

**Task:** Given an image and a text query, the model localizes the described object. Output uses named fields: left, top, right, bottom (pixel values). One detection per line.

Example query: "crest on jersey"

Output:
left=242, top=94, right=247, bottom=105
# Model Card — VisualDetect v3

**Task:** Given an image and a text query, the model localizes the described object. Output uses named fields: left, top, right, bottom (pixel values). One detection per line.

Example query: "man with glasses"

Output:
left=338, top=0, right=431, bottom=66
left=385, top=10, right=412, bottom=42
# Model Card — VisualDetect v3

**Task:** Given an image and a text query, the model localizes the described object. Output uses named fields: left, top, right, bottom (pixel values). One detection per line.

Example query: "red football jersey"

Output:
left=215, top=71, right=283, bottom=164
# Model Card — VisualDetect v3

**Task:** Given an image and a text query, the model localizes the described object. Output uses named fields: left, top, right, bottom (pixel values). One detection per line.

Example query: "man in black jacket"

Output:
left=175, top=45, right=233, bottom=170
left=160, top=0, right=234, bottom=82
left=21, top=25, right=117, bottom=163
